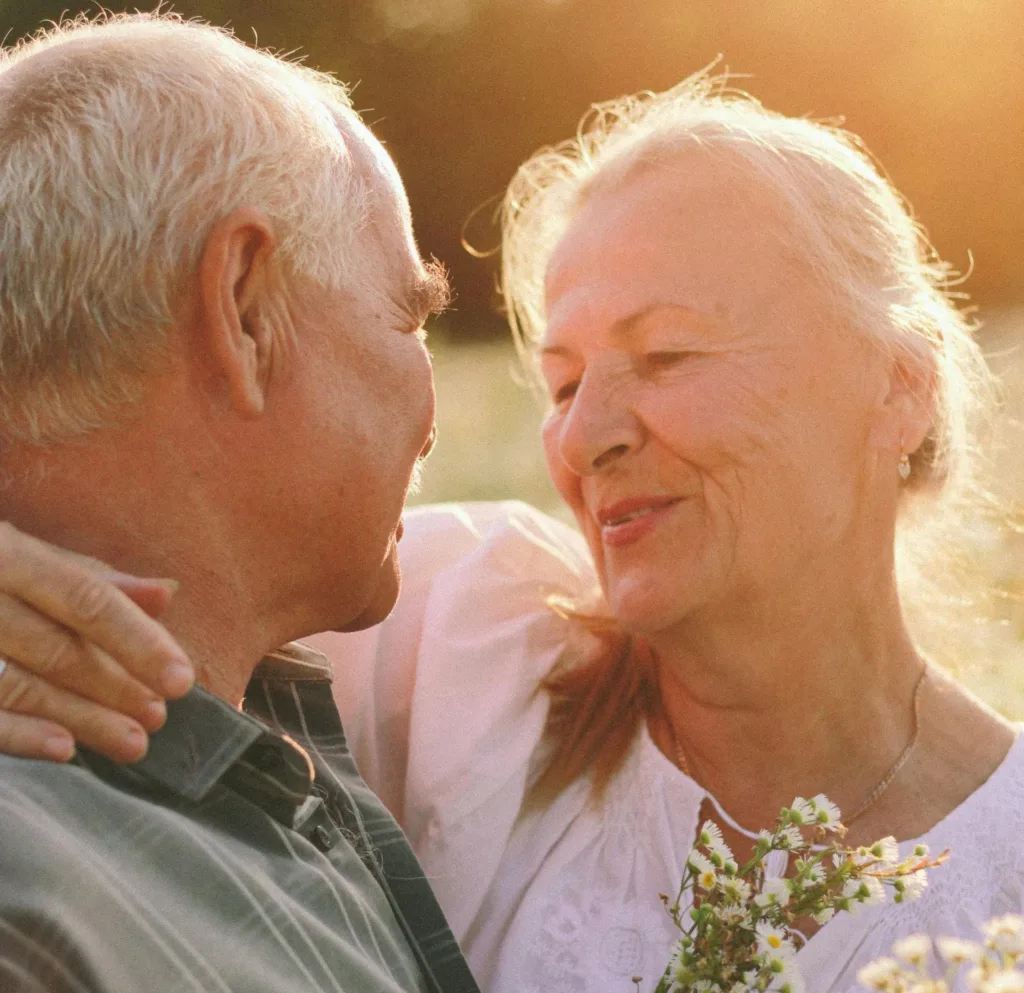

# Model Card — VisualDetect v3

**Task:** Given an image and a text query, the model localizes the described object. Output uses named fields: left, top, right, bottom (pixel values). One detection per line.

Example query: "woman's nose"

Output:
left=557, top=376, right=642, bottom=475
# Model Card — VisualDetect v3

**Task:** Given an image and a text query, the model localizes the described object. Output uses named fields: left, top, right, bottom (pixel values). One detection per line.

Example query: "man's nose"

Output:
left=557, top=376, right=642, bottom=475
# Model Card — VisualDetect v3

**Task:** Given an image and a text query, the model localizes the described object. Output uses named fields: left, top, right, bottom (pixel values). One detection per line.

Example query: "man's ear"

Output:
left=195, top=208, right=281, bottom=418
left=874, top=346, right=937, bottom=456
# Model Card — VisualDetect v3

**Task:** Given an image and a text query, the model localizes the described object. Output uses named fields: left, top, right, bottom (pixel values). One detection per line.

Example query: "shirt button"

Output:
left=312, top=824, right=334, bottom=852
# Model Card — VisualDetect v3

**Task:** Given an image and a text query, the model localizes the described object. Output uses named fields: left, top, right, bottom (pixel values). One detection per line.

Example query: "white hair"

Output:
left=501, top=70, right=1005, bottom=668
left=502, top=71, right=994, bottom=500
left=0, top=12, right=371, bottom=443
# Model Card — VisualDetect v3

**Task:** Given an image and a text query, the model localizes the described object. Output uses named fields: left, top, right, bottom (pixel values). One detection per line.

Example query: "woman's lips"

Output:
left=597, top=498, right=681, bottom=548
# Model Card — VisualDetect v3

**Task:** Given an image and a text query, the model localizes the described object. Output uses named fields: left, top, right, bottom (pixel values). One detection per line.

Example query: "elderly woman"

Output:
left=0, top=76, right=1020, bottom=993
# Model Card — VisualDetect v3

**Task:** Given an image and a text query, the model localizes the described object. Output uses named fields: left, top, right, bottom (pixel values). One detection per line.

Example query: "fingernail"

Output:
left=142, top=699, right=167, bottom=730
left=155, top=579, right=180, bottom=595
left=123, top=725, right=148, bottom=760
left=161, top=662, right=194, bottom=696
left=42, top=735, right=75, bottom=762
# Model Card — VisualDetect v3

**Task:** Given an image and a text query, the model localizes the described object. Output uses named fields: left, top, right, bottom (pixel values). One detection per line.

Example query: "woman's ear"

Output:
left=194, top=208, right=281, bottom=418
left=875, top=347, right=937, bottom=457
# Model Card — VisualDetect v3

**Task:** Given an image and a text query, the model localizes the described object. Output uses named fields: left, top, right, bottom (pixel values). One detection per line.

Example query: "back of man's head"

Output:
left=0, top=13, right=368, bottom=444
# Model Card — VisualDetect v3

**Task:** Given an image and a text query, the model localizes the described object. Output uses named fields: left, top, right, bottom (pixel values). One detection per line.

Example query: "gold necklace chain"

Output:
left=671, top=665, right=928, bottom=833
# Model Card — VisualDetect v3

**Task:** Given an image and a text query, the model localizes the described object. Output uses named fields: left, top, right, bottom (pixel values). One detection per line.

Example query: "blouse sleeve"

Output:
left=301, top=500, right=597, bottom=936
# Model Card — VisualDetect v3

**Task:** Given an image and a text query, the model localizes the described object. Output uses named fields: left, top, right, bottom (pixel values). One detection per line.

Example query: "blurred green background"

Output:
left=3, top=0, right=1022, bottom=713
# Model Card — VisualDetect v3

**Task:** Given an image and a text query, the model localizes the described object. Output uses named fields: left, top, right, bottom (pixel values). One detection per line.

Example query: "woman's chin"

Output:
left=607, top=585, right=694, bottom=637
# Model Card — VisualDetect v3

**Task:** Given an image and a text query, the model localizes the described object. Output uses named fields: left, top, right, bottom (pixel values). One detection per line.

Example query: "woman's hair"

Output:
left=502, top=70, right=1002, bottom=804
left=0, top=12, right=369, bottom=444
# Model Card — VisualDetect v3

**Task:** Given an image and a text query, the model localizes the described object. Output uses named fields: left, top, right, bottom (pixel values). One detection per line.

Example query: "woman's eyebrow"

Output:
left=612, top=302, right=717, bottom=339
left=540, top=303, right=717, bottom=356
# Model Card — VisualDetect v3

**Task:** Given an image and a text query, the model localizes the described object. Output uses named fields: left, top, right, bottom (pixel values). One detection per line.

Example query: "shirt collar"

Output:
left=118, top=642, right=331, bottom=825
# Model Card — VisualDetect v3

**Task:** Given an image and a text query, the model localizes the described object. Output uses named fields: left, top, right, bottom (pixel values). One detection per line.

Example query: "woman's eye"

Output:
left=645, top=350, right=692, bottom=370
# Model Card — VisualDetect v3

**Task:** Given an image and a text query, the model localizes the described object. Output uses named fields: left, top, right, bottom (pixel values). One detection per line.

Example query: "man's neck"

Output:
left=0, top=436, right=289, bottom=707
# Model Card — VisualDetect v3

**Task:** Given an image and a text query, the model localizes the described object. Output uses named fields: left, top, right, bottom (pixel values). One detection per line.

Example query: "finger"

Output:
left=0, top=658, right=149, bottom=763
left=0, top=594, right=167, bottom=731
left=0, top=523, right=193, bottom=697
left=110, top=576, right=177, bottom=619
left=0, top=710, right=76, bottom=762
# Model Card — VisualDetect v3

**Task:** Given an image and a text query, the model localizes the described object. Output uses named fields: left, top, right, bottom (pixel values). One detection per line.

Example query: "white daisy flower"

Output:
left=699, top=820, right=727, bottom=851
left=688, top=849, right=714, bottom=874
left=770, top=961, right=807, bottom=993
left=755, top=922, right=795, bottom=958
left=843, top=876, right=884, bottom=906
left=776, top=826, right=805, bottom=850
left=967, top=965, right=987, bottom=993
left=869, top=837, right=900, bottom=864
left=699, top=820, right=734, bottom=864
left=981, top=973, right=1024, bottom=993
left=754, top=877, right=792, bottom=908
left=856, top=957, right=902, bottom=990
left=936, top=937, right=983, bottom=965
left=901, top=869, right=928, bottom=902
left=801, top=864, right=825, bottom=887
left=757, top=917, right=794, bottom=954
left=892, top=934, right=931, bottom=966
left=721, top=877, right=752, bottom=904
left=765, top=952, right=794, bottom=976
left=812, top=907, right=836, bottom=925
left=716, top=904, right=747, bottom=924
left=982, top=914, right=1024, bottom=956
left=809, top=794, right=842, bottom=829
left=692, top=980, right=721, bottom=993
left=789, top=797, right=815, bottom=825
left=688, top=850, right=718, bottom=890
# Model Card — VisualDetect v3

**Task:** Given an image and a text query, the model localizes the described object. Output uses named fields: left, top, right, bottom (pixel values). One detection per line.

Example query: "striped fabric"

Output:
left=0, top=643, right=480, bottom=993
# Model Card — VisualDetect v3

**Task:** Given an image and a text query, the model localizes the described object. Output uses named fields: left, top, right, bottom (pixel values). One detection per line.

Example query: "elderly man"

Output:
left=0, top=13, right=479, bottom=993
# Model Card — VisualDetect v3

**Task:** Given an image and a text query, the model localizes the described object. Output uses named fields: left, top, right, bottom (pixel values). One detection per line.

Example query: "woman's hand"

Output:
left=0, top=522, right=193, bottom=764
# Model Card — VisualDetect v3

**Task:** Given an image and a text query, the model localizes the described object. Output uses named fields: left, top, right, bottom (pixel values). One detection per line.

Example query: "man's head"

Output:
left=0, top=13, right=447, bottom=638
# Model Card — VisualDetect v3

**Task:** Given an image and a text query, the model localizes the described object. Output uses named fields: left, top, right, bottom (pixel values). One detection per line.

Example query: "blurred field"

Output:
left=411, top=310, right=1024, bottom=720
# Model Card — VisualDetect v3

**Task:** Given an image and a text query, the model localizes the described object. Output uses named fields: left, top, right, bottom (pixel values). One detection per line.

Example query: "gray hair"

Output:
left=502, top=71, right=994, bottom=501
left=0, top=12, right=370, bottom=443
left=501, top=70, right=1004, bottom=667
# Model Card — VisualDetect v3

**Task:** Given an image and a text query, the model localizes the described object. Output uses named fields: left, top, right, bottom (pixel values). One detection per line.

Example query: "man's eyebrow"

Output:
left=406, top=258, right=452, bottom=322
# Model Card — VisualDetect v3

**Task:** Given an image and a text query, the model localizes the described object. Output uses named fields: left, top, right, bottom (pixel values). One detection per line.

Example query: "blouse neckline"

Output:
left=636, top=721, right=1024, bottom=977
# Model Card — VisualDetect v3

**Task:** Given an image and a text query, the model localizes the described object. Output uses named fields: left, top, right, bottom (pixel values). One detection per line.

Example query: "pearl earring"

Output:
left=898, top=452, right=911, bottom=481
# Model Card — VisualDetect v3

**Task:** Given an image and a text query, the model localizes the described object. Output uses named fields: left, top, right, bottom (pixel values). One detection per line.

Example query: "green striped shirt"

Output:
left=0, top=643, right=480, bottom=993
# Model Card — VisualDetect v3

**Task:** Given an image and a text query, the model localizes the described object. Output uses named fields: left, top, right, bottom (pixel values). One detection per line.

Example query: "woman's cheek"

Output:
left=541, top=415, right=577, bottom=502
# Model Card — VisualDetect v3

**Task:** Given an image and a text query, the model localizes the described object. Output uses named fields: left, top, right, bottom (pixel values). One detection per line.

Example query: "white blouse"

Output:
left=305, top=501, right=1024, bottom=993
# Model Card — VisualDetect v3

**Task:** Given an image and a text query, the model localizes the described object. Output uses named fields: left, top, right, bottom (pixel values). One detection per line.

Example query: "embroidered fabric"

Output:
left=305, top=501, right=1024, bottom=993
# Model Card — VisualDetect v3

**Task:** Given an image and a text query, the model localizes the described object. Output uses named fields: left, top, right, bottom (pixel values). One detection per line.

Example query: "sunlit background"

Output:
left=3, top=0, right=1022, bottom=712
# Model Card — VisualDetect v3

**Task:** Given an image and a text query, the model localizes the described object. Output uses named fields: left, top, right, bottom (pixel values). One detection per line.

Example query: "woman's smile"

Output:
left=597, top=495, right=683, bottom=547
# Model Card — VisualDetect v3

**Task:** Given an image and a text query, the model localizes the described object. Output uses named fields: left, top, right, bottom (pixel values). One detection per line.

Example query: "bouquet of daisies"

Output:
left=650, top=795, right=946, bottom=993
left=858, top=915, right=1024, bottom=993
